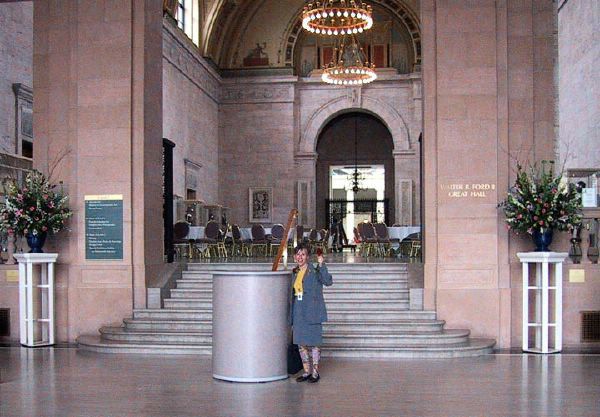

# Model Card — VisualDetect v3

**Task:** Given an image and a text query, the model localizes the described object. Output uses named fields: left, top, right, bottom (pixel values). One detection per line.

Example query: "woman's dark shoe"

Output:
left=308, top=373, right=320, bottom=383
left=296, top=374, right=310, bottom=382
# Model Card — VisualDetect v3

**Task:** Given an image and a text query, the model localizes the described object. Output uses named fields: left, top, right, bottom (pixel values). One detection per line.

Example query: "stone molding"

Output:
left=220, top=83, right=295, bottom=104
left=162, top=22, right=221, bottom=103
left=294, top=152, right=318, bottom=161
left=393, top=149, right=417, bottom=157
left=300, top=93, right=412, bottom=153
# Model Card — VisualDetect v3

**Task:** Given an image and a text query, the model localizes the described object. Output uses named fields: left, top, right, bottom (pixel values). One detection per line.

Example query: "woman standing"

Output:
left=289, top=243, right=333, bottom=383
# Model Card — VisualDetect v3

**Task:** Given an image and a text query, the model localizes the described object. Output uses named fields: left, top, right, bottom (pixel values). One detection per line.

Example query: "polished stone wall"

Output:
left=0, top=2, right=32, bottom=154
left=32, top=0, right=163, bottom=341
left=422, top=0, right=597, bottom=348
left=163, top=23, right=220, bottom=203
left=558, top=0, right=600, bottom=169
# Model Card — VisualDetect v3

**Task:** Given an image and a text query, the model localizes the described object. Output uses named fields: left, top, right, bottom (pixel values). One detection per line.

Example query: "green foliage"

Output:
left=0, top=170, right=72, bottom=237
left=499, top=161, right=582, bottom=235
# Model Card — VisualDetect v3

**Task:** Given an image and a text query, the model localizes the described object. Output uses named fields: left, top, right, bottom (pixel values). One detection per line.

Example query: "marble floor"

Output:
left=1, top=347, right=598, bottom=417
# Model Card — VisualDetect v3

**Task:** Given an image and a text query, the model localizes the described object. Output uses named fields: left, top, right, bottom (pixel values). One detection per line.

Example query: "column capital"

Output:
left=294, top=152, right=318, bottom=161
left=393, top=149, right=416, bottom=157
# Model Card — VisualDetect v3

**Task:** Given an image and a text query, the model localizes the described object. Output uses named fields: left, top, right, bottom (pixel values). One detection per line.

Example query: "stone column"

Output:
left=33, top=0, right=163, bottom=341
left=422, top=0, right=508, bottom=345
left=422, top=0, right=557, bottom=348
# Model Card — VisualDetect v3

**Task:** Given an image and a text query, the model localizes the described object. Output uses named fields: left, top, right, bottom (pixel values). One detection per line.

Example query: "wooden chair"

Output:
left=199, top=221, right=226, bottom=258
left=173, top=222, right=191, bottom=259
left=308, top=228, right=319, bottom=253
left=374, top=223, right=392, bottom=256
left=231, top=224, right=250, bottom=257
left=251, top=224, right=268, bottom=256
left=269, top=224, right=285, bottom=256
left=359, top=222, right=379, bottom=257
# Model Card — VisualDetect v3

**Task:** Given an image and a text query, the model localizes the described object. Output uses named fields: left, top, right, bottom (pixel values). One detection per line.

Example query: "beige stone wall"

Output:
left=423, top=0, right=595, bottom=348
left=163, top=23, right=220, bottom=203
left=555, top=0, right=600, bottom=347
left=219, top=79, right=297, bottom=225
left=558, top=0, right=600, bottom=169
left=218, top=73, right=422, bottom=228
left=0, top=2, right=32, bottom=154
left=32, top=0, right=163, bottom=342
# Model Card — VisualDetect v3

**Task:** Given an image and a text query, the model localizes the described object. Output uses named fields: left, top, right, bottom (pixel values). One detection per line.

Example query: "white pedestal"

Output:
left=14, top=253, right=59, bottom=347
left=517, top=252, right=567, bottom=354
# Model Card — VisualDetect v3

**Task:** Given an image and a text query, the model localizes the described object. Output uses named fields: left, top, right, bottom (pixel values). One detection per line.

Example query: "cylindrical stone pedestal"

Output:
left=212, top=270, right=292, bottom=382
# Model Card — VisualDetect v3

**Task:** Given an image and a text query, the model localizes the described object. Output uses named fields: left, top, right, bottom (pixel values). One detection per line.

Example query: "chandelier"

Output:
left=302, top=1, right=373, bottom=36
left=349, top=116, right=363, bottom=193
left=322, top=35, right=377, bottom=86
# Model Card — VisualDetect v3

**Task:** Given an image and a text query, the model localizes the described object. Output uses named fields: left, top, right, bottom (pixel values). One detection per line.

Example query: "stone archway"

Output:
left=300, top=92, right=412, bottom=154
left=315, top=112, right=396, bottom=229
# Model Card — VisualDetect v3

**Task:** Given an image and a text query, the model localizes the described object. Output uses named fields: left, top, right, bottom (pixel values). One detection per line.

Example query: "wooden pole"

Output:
left=272, top=209, right=298, bottom=271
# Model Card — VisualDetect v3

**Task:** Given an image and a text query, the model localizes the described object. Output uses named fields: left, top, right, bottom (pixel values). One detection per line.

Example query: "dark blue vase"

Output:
left=532, top=229, right=553, bottom=252
left=26, top=232, right=47, bottom=253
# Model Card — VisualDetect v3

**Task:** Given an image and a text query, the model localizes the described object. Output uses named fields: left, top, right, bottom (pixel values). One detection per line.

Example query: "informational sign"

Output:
left=85, top=195, right=123, bottom=260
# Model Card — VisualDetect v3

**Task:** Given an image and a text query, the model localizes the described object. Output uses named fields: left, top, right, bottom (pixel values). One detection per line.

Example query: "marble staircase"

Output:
left=78, top=262, right=495, bottom=357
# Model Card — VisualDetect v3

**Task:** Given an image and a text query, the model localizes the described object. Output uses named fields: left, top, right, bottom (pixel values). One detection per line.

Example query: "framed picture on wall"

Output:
left=249, top=187, right=273, bottom=223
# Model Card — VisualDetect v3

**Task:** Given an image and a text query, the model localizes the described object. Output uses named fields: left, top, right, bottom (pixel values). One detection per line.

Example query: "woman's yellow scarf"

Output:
left=293, top=266, right=307, bottom=296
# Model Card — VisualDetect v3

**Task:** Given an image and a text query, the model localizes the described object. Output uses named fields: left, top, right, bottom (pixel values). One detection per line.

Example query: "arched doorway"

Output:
left=316, top=112, right=395, bottom=230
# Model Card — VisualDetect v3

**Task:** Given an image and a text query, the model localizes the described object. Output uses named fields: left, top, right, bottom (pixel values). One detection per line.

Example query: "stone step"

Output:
left=327, top=312, right=433, bottom=322
left=323, top=319, right=445, bottom=333
left=181, top=272, right=212, bottom=280
left=164, top=299, right=213, bottom=309
left=175, top=280, right=213, bottom=289
left=77, top=335, right=212, bottom=355
left=100, top=326, right=212, bottom=344
left=326, top=280, right=408, bottom=289
left=170, top=289, right=213, bottom=299
left=322, top=329, right=470, bottom=346
left=181, top=270, right=408, bottom=280
left=326, top=299, right=410, bottom=309
left=323, top=289, right=409, bottom=300
left=123, top=318, right=212, bottom=332
left=327, top=310, right=436, bottom=320
left=175, top=279, right=408, bottom=290
left=186, top=263, right=408, bottom=274
left=133, top=309, right=212, bottom=320
left=322, top=338, right=496, bottom=358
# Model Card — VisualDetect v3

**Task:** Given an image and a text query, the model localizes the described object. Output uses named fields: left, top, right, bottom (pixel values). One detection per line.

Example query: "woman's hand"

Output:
left=316, top=248, right=324, bottom=266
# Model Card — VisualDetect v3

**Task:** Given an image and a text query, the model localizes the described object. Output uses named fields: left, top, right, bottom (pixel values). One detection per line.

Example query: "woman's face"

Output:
left=295, top=249, right=308, bottom=268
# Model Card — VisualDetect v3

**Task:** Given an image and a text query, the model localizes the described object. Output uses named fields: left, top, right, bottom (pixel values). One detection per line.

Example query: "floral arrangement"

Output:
left=0, top=170, right=72, bottom=237
left=499, top=161, right=582, bottom=235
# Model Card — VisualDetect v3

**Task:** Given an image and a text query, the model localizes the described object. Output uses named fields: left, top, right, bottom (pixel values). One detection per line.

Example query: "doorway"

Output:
left=315, top=112, right=395, bottom=229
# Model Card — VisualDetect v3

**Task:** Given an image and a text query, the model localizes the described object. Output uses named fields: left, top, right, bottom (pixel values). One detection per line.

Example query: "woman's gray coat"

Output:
left=288, top=263, right=333, bottom=345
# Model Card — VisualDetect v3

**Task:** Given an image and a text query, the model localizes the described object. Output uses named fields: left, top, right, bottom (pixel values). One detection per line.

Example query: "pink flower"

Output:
left=517, top=214, right=523, bottom=219
left=539, top=220, right=544, bottom=225
left=542, top=209, right=546, bottom=214
left=544, top=203, right=549, bottom=208
left=533, top=216, right=538, bottom=221
left=29, top=206, right=35, bottom=212
left=43, top=194, right=49, bottom=200
left=42, top=226, right=48, bottom=232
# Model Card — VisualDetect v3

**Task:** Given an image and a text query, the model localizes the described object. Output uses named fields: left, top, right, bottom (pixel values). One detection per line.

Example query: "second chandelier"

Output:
left=302, top=0, right=373, bottom=36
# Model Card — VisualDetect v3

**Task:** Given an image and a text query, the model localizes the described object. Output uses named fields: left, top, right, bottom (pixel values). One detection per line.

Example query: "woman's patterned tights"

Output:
left=299, top=345, right=321, bottom=376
